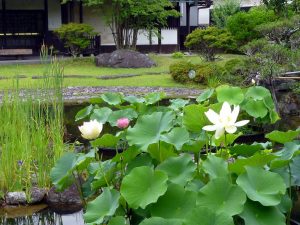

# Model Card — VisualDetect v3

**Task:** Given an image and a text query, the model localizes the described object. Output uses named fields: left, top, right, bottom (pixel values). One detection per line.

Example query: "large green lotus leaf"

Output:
left=91, top=134, right=119, bottom=148
left=120, top=166, right=168, bottom=209
left=50, top=152, right=77, bottom=191
left=156, top=154, right=196, bottom=186
left=242, top=99, right=268, bottom=118
left=196, top=88, right=214, bottom=103
left=90, top=107, right=112, bottom=124
left=169, top=99, right=190, bottom=111
left=182, top=104, right=208, bottom=132
left=108, top=108, right=138, bottom=126
left=126, top=111, right=175, bottom=151
left=161, top=127, right=190, bottom=150
left=230, top=144, right=263, bottom=157
left=139, top=217, right=182, bottom=225
left=271, top=142, right=300, bottom=169
left=184, top=207, right=234, bottom=225
left=123, top=95, right=145, bottom=104
left=108, top=216, right=128, bottom=225
left=266, top=130, right=300, bottom=144
left=92, top=160, right=116, bottom=190
left=145, top=92, right=166, bottom=105
left=182, top=139, right=206, bottom=153
left=147, top=142, right=177, bottom=162
left=239, top=200, right=286, bottom=225
left=84, top=188, right=120, bottom=225
left=150, top=183, right=196, bottom=219
left=277, top=193, right=292, bottom=214
left=202, top=154, right=229, bottom=180
left=229, top=152, right=277, bottom=174
left=112, top=146, right=140, bottom=164
left=236, top=166, right=286, bottom=206
left=291, top=155, right=300, bottom=186
left=74, top=149, right=96, bottom=171
left=75, top=104, right=93, bottom=121
left=216, top=85, right=244, bottom=105
left=245, top=86, right=271, bottom=100
left=185, top=179, right=205, bottom=192
left=101, top=92, right=123, bottom=106
left=197, top=178, right=246, bottom=216
left=126, top=154, right=154, bottom=174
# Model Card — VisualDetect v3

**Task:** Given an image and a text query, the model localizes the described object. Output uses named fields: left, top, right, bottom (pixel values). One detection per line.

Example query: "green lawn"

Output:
left=0, top=54, right=243, bottom=89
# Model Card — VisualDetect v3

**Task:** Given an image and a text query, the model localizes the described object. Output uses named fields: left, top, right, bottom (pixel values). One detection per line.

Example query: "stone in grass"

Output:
left=29, top=187, right=47, bottom=204
left=95, top=49, right=156, bottom=68
left=46, top=184, right=82, bottom=207
left=6, top=192, right=27, bottom=205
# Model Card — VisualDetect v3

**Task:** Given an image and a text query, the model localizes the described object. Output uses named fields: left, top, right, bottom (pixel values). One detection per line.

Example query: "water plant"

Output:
left=51, top=85, right=299, bottom=225
left=0, top=50, right=65, bottom=193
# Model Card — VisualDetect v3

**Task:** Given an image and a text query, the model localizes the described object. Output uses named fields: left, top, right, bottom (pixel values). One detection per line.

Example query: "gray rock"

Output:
left=46, top=184, right=82, bottom=206
left=95, top=50, right=156, bottom=68
left=6, top=192, right=27, bottom=205
left=29, top=187, right=46, bottom=204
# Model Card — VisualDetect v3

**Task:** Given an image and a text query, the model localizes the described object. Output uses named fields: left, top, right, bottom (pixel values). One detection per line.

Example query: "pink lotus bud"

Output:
left=117, top=118, right=130, bottom=129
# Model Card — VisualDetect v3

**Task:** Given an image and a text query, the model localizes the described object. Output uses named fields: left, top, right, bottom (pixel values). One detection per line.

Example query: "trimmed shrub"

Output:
left=169, top=61, right=195, bottom=83
left=184, top=27, right=237, bottom=61
left=194, top=63, right=226, bottom=84
left=54, top=23, right=97, bottom=57
left=226, top=7, right=277, bottom=46
left=171, top=52, right=185, bottom=59
left=224, top=58, right=247, bottom=76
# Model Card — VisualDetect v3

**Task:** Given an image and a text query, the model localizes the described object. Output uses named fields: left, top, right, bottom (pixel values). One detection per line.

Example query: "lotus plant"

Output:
left=203, top=101, right=249, bottom=139
left=79, top=120, right=103, bottom=140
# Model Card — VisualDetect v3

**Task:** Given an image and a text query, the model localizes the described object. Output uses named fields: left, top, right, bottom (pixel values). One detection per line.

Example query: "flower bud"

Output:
left=117, top=118, right=130, bottom=129
left=78, top=120, right=103, bottom=140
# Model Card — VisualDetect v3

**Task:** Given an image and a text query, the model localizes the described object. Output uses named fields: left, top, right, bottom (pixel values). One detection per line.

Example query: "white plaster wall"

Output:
left=198, top=8, right=210, bottom=25
left=48, top=0, right=62, bottom=30
left=241, top=0, right=261, bottom=7
left=161, top=29, right=178, bottom=45
left=6, top=0, right=44, bottom=10
left=190, top=6, right=199, bottom=26
left=136, top=30, right=151, bottom=45
left=82, top=7, right=114, bottom=45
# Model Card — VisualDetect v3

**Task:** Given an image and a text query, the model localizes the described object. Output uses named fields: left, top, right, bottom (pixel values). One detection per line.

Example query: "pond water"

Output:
left=0, top=206, right=84, bottom=225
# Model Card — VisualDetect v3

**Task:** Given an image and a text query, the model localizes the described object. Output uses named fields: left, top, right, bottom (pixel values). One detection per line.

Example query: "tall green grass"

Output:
left=0, top=46, right=65, bottom=193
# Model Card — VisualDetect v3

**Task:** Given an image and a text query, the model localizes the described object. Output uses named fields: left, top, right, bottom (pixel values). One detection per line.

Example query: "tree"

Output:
left=262, top=0, right=288, bottom=15
left=184, top=27, right=237, bottom=61
left=211, top=0, right=241, bottom=28
left=256, top=15, right=300, bottom=49
left=62, top=0, right=180, bottom=50
left=226, top=6, right=277, bottom=46
left=54, top=23, right=96, bottom=57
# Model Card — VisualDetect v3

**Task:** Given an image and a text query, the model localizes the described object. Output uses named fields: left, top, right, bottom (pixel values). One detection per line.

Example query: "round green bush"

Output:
left=194, top=63, right=225, bottom=84
left=224, top=58, right=247, bottom=76
left=171, top=52, right=185, bottom=59
left=169, top=61, right=195, bottom=83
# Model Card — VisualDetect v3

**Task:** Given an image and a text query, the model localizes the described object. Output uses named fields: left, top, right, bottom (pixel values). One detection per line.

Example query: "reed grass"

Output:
left=0, top=45, right=65, bottom=193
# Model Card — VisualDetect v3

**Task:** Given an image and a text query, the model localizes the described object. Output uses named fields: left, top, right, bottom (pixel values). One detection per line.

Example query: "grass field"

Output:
left=0, top=54, right=243, bottom=89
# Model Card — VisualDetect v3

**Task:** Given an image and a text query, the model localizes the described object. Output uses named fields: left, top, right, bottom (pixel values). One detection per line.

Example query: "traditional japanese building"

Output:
left=0, top=0, right=259, bottom=55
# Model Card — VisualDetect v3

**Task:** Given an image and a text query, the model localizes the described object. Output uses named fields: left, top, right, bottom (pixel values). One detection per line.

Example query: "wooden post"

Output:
left=44, top=0, right=48, bottom=34
left=2, top=0, right=6, bottom=48
left=79, top=0, right=83, bottom=23
left=186, top=2, right=190, bottom=35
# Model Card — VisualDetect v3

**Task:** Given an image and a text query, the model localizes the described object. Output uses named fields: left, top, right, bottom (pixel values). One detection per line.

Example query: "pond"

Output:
left=0, top=205, right=84, bottom=225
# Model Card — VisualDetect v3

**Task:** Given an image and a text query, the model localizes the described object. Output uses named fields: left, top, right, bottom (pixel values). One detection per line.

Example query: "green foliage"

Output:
left=184, top=27, right=237, bottom=61
left=195, top=63, right=225, bottom=84
left=51, top=87, right=299, bottom=225
left=54, top=23, right=96, bottom=57
left=211, top=0, right=240, bottom=28
left=256, top=15, right=300, bottom=49
left=226, top=7, right=277, bottom=46
left=169, top=61, right=195, bottom=83
left=171, top=52, right=184, bottom=59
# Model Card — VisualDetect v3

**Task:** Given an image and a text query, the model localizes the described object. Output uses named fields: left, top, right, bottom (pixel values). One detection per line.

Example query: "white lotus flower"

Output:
left=78, top=120, right=103, bottom=140
left=203, top=102, right=249, bottom=139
